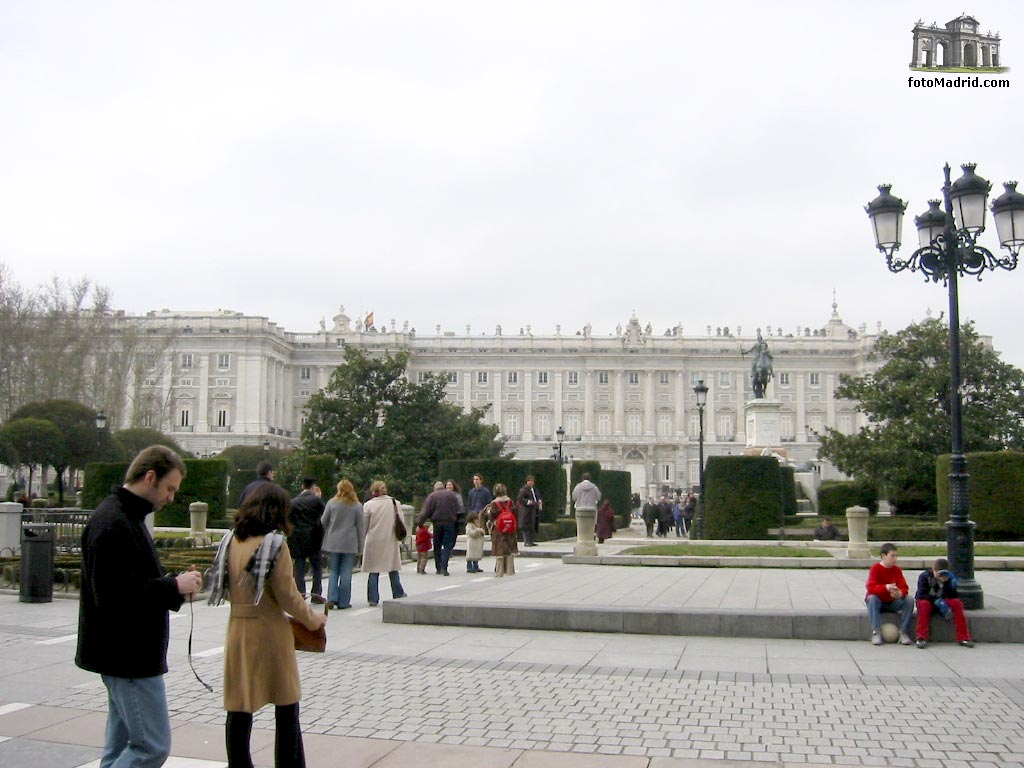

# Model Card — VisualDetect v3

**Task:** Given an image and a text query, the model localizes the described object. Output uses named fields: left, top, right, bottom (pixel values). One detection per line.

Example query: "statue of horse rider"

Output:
left=743, top=330, right=774, bottom=399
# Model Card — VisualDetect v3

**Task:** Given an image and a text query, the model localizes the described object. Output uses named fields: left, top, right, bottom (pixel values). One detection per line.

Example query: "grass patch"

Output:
left=619, top=545, right=833, bottom=558
left=897, top=545, right=1024, bottom=557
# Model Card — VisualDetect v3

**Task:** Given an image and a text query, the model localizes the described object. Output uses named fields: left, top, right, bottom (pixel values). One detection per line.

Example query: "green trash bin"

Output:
left=20, top=523, right=55, bottom=603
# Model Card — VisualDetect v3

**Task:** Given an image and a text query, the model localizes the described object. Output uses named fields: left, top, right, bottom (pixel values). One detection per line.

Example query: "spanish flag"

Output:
left=364, top=312, right=374, bottom=329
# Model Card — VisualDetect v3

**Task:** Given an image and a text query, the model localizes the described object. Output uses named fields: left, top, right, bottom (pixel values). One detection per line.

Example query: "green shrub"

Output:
left=780, top=466, right=797, bottom=517
left=302, top=454, right=337, bottom=497
left=599, top=470, right=633, bottom=530
left=437, top=459, right=567, bottom=523
left=83, top=462, right=130, bottom=509
left=156, top=459, right=230, bottom=526
left=229, top=470, right=258, bottom=506
left=703, top=456, right=783, bottom=539
left=890, top=482, right=935, bottom=516
left=937, top=451, right=1024, bottom=537
left=818, top=480, right=878, bottom=518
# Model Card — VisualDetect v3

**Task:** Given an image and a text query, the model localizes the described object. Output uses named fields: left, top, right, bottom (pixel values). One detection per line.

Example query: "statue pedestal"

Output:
left=744, top=399, right=783, bottom=449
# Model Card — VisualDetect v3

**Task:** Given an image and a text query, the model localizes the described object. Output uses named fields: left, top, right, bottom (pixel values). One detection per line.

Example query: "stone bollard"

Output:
left=189, top=502, right=212, bottom=547
left=0, top=502, right=23, bottom=556
left=573, top=506, right=598, bottom=557
left=845, top=506, right=872, bottom=559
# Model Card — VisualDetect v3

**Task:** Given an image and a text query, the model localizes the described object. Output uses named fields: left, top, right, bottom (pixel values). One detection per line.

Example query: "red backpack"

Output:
left=494, top=501, right=518, bottom=534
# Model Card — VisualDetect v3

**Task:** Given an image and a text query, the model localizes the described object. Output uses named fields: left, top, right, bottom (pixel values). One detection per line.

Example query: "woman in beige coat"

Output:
left=222, top=483, right=326, bottom=768
left=361, top=480, right=408, bottom=605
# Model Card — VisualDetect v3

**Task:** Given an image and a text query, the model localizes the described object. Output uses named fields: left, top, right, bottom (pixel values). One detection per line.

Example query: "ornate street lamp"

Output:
left=262, top=439, right=270, bottom=459
left=554, top=426, right=566, bottom=465
left=95, top=412, right=107, bottom=451
left=693, top=378, right=709, bottom=539
left=866, top=163, right=1023, bottom=609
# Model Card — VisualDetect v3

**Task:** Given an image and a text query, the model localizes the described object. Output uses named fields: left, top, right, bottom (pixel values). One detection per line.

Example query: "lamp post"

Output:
left=693, top=379, right=709, bottom=539
left=95, top=411, right=107, bottom=452
left=262, top=440, right=270, bottom=460
left=866, top=163, right=1024, bottom=610
left=554, top=426, right=565, bottom=464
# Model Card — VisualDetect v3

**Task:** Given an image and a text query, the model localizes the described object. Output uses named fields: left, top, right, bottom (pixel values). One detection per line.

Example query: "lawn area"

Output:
left=619, top=545, right=833, bottom=558
left=897, top=545, right=1024, bottom=558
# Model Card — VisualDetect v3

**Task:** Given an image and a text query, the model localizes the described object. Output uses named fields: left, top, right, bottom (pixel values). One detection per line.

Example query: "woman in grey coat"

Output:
left=319, top=479, right=365, bottom=609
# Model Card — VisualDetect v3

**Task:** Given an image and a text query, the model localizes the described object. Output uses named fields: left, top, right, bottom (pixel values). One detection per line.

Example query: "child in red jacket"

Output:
left=865, top=542, right=915, bottom=645
left=415, top=523, right=432, bottom=574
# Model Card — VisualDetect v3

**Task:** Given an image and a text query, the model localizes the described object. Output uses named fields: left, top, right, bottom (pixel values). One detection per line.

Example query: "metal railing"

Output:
left=20, top=508, right=92, bottom=553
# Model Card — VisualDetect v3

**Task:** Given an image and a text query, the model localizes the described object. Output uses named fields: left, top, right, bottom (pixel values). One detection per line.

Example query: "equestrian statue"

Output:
left=743, top=330, right=774, bottom=399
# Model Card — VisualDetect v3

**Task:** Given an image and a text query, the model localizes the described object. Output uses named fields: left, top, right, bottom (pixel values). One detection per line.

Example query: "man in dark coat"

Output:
left=418, top=481, right=462, bottom=575
left=642, top=497, right=657, bottom=537
left=516, top=475, right=543, bottom=547
left=238, top=460, right=275, bottom=506
left=76, top=445, right=203, bottom=768
left=289, top=476, right=326, bottom=602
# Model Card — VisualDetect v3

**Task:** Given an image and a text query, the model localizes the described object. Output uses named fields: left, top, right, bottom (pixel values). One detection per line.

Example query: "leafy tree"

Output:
left=111, top=428, right=187, bottom=460
left=302, top=348, right=507, bottom=500
left=0, top=418, right=65, bottom=502
left=818, top=318, right=1024, bottom=511
left=215, top=444, right=288, bottom=471
left=8, top=400, right=109, bottom=504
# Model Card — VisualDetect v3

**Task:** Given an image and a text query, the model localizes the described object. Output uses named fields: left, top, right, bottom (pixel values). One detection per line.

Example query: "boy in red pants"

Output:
left=915, top=557, right=974, bottom=648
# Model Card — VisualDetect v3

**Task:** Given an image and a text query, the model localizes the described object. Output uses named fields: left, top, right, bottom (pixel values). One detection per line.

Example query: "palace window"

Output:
left=659, top=372, right=670, bottom=385
left=537, top=371, right=549, bottom=385
left=565, top=413, right=581, bottom=436
left=446, top=372, right=457, bottom=384
left=839, top=412, right=854, bottom=435
left=779, top=372, right=790, bottom=386
left=627, top=413, right=641, bottom=436
left=688, top=414, right=701, bottom=438
left=719, top=372, right=732, bottom=388
left=567, top=371, right=579, bottom=386
left=179, top=409, right=191, bottom=428
left=180, top=353, right=193, bottom=369
left=628, top=372, right=640, bottom=385
left=300, top=367, right=312, bottom=381
left=217, top=353, right=230, bottom=369
left=717, top=412, right=735, bottom=439
left=597, top=413, right=611, bottom=435
left=598, top=372, right=609, bottom=385
left=477, top=371, right=489, bottom=385
left=657, top=414, right=672, bottom=437
left=217, top=409, right=229, bottom=427
left=507, top=371, right=519, bottom=385
left=781, top=413, right=795, bottom=440
left=689, top=372, right=704, bottom=387
left=504, top=412, right=521, bottom=439
left=535, top=413, right=551, bottom=437
left=417, top=371, right=430, bottom=383
left=809, top=372, right=821, bottom=387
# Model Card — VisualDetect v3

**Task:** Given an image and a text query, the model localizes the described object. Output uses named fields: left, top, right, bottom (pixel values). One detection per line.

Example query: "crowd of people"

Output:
left=639, top=493, right=696, bottom=538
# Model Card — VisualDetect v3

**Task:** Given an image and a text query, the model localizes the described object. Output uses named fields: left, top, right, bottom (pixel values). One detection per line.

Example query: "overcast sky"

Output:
left=3, top=1, right=1023, bottom=366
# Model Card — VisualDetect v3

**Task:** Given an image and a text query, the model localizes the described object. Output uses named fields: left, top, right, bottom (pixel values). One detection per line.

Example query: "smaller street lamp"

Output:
left=693, top=379, right=709, bottom=539
left=554, top=426, right=566, bottom=464
left=262, top=440, right=270, bottom=459
left=95, top=412, right=107, bottom=451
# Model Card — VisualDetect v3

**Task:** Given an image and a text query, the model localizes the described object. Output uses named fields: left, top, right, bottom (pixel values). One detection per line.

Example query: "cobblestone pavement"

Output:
left=5, top=559, right=1024, bottom=766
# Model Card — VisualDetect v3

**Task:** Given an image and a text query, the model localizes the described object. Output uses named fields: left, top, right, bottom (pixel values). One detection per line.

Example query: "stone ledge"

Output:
left=382, top=599, right=1024, bottom=642
left=562, top=555, right=1024, bottom=570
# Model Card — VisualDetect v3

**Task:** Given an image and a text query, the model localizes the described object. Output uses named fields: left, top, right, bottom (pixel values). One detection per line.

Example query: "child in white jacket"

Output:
left=465, top=512, right=485, bottom=573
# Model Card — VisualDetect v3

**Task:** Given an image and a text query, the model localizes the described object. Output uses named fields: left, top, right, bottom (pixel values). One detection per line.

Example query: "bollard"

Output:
left=573, top=506, right=599, bottom=557
left=845, top=506, right=872, bottom=559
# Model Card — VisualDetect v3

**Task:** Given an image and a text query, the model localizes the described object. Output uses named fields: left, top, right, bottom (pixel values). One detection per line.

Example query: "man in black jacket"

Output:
left=289, top=476, right=326, bottom=602
left=76, top=445, right=203, bottom=768
left=418, top=481, right=461, bottom=575
left=516, top=476, right=543, bottom=547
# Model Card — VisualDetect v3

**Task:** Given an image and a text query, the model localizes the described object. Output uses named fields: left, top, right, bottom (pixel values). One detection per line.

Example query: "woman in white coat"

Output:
left=361, top=480, right=408, bottom=606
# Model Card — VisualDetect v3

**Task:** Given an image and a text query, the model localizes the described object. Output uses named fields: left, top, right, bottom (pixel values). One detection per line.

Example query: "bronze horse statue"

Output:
left=743, top=332, right=774, bottom=399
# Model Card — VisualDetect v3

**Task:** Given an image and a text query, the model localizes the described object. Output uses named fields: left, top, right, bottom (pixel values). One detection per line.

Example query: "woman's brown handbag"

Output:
left=289, top=599, right=329, bottom=653
left=393, top=499, right=408, bottom=541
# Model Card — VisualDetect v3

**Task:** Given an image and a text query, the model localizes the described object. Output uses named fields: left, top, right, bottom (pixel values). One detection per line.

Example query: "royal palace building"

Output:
left=94, top=302, right=898, bottom=498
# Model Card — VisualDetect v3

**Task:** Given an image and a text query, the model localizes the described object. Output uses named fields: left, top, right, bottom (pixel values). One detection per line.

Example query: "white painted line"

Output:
left=348, top=608, right=375, bottom=616
left=435, top=585, right=462, bottom=591
left=524, top=563, right=546, bottom=569
left=36, top=633, right=78, bottom=645
left=0, top=702, right=32, bottom=717
left=192, top=645, right=224, bottom=658
left=72, top=681, right=105, bottom=690
left=471, top=577, right=491, bottom=583
left=75, top=758, right=226, bottom=768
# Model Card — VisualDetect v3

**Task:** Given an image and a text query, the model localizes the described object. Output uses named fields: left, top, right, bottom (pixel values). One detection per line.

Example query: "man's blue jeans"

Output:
left=367, top=571, right=406, bottom=604
left=100, top=674, right=171, bottom=768
left=866, top=594, right=915, bottom=633
left=327, top=552, right=355, bottom=607
left=432, top=523, right=457, bottom=574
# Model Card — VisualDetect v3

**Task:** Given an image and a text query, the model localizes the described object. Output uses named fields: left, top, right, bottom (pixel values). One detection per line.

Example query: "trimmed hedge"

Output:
left=84, top=459, right=230, bottom=526
left=937, top=451, right=1024, bottom=538
left=437, top=459, right=567, bottom=523
left=229, top=469, right=258, bottom=506
left=818, top=480, right=878, bottom=518
left=599, top=470, right=633, bottom=530
left=703, top=456, right=783, bottom=539
left=780, top=466, right=797, bottom=518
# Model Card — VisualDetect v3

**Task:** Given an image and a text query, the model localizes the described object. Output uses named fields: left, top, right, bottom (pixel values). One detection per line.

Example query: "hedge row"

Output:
left=84, top=459, right=231, bottom=525
left=937, top=451, right=1024, bottom=538
left=568, top=462, right=631, bottom=530
left=818, top=481, right=879, bottom=519
left=437, top=459, right=567, bottom=524
left=780, top=466, right=797, bottom=518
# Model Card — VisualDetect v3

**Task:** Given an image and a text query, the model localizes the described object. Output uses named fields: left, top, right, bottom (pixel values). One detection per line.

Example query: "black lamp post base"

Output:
left=947, top=517, right=984, bottom=609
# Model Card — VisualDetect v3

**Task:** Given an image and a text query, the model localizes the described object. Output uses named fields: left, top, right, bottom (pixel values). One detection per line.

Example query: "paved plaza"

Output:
left=4, top=551, right=1024, bottom=767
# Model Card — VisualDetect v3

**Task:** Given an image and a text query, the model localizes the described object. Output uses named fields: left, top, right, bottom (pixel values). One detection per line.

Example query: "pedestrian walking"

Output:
left=319, top=479, right=365, bottom=609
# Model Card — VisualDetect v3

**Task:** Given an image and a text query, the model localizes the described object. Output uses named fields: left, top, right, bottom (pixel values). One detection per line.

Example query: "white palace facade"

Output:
left=116, top=303, right=889, bottom=497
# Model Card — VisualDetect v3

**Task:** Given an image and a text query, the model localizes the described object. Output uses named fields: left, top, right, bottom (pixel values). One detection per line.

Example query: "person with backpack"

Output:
left=484, top=483, right=518, bottom=577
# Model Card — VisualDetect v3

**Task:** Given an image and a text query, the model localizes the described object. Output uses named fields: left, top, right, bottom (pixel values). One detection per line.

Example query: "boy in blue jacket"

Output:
left=914, top=557, right=974, bottom=649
